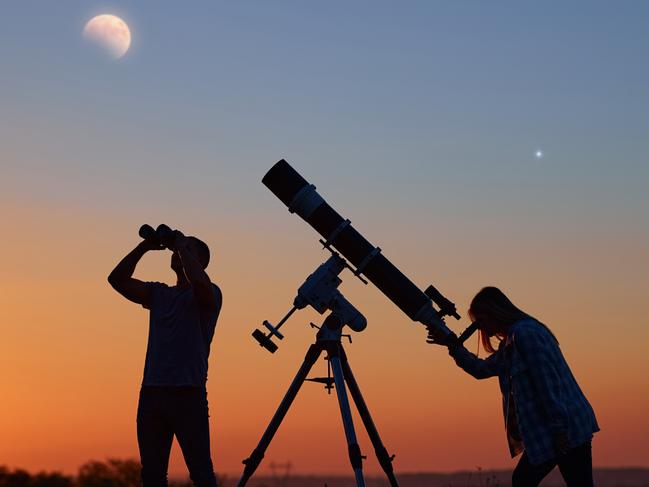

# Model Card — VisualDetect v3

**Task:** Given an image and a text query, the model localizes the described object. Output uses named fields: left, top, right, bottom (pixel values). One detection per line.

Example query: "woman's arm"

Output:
left=447, top=343, right=502, bottom=379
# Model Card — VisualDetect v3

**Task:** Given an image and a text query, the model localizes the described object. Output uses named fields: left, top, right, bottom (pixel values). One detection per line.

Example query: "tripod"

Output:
left=237, top=313, right=400, bottom=487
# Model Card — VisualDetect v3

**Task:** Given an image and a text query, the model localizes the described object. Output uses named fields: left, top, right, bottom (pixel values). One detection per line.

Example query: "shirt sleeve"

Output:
left=141, top=282, right=166, bottom=310
left=448, top=343, right=503, bottom=379
left=512, top=323, right=569, bottom=434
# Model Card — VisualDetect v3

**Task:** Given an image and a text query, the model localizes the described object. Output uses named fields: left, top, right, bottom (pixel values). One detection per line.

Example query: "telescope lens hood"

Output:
left=262, top=159, right=309, bottom=207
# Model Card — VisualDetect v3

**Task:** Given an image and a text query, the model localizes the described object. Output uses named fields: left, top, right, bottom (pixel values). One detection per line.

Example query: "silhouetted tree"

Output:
left=0, top=468, right=73, bottom=487
left=77, top=459, right=139, bottom=487
left=0, top=464, right=234, bottom=487
left=0, top=468, right=31, bottom=487
left=31, top=473, right=73, bottom=487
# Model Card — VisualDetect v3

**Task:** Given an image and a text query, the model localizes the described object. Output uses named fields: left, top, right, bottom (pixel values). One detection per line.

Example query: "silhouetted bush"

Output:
left=31, top=473, right=74, bottom=487
left=77, top=459, right=140, bottom=487
left=0, top=468, right=73, bottom=487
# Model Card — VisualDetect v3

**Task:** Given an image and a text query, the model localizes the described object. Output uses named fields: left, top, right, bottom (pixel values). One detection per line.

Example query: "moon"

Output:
left=83, top=14, right=131, bottom=59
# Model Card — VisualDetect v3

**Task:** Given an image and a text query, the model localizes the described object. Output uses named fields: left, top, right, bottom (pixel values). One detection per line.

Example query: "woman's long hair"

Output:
left=468, top=286, right=556, bottom=353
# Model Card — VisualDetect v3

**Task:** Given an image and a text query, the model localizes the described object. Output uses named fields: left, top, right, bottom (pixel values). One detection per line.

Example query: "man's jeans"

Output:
left=137, top=386, right=217, bottom=487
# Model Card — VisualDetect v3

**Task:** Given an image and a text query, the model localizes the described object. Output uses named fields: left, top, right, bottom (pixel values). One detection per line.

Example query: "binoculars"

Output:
left=138, top=224, right=178, bottom=249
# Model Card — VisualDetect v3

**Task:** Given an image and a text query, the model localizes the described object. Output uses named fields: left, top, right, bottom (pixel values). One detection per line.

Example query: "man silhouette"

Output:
left=108, top=229, right=222, bottom=487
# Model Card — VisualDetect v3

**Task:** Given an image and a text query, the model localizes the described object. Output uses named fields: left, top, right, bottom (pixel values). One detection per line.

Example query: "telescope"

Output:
left=236, top=160, right=481, bottom=487
left=261, top=158, right=459, bottom=338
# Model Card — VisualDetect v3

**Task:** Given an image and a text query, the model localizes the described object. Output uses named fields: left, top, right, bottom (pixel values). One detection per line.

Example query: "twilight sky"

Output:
left=1, top=0, right=648, bottom=477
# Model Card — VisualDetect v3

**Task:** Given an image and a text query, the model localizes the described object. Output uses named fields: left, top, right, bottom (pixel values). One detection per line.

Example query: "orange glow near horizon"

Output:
left=1, top=201, right=648, bottom=477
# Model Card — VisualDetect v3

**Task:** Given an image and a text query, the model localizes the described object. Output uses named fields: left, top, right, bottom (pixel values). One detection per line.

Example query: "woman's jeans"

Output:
left=512, top=441, right=593, bottom=487
left=137, top=386, right=217, bottom=487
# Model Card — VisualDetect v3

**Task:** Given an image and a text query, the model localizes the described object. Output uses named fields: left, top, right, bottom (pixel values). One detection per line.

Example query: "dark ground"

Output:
left=3, top=463, right=648, bottom=487
left=235, top=468, right=649, bottom=486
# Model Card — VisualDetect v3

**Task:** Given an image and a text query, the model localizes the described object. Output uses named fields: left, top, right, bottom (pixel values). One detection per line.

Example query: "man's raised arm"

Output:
left=108, top=240, right=162, bottom=306
left=174, top=234, right=217, bottom=312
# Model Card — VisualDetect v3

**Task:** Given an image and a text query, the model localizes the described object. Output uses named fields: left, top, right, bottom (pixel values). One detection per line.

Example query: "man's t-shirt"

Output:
left=141, top=282, right=222, bottom=387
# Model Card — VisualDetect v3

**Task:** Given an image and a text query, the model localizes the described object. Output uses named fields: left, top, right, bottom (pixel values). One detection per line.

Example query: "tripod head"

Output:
left=253, top=253, right=367, bottom=353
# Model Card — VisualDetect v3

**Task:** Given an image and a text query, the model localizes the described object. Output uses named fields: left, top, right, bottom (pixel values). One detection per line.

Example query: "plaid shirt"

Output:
left=449, top=318, right=599, bottom=465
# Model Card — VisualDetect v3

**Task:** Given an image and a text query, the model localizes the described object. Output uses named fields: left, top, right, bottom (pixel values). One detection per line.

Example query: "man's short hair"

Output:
left=188, top=236, right=210, bottom=268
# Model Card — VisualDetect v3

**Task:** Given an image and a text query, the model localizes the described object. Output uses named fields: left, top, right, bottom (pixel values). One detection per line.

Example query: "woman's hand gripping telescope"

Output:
left=426, top=320, right=481, bottom=348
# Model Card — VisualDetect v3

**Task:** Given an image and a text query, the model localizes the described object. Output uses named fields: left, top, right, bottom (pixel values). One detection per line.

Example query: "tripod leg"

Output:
left=237, top=343, right=322, bottom=487
left=340, top=348, right=400, bottom=487
left=328, top=344, right=367, bottom=487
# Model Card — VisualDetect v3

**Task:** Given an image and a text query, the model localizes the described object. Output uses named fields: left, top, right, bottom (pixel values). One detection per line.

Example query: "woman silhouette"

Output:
left=431, top=287, right=599, bottom=487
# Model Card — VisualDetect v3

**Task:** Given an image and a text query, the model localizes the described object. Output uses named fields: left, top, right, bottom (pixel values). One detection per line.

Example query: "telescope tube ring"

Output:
left=321, top=218, right=352, bottom=250
left=288, top=184, right=324, bottom=219
left=354, top=247, right=382, bottom=278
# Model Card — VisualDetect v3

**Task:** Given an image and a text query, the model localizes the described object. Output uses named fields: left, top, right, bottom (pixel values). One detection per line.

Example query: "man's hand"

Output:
left=173, top=231, right=217, bottom=311
left=139, top=238, right=166, bottom=252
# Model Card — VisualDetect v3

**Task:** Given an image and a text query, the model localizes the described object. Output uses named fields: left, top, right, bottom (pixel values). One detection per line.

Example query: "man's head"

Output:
left=171, top=236, right=211, bottom=273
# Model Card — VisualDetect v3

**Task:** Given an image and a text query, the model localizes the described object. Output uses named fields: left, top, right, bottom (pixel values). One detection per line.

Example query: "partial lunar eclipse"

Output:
left=83, top=14, right=131, bottom=59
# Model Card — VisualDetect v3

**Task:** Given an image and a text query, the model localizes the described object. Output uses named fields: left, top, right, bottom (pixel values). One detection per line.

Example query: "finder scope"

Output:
left=262, top=159, right=458, bottom=336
